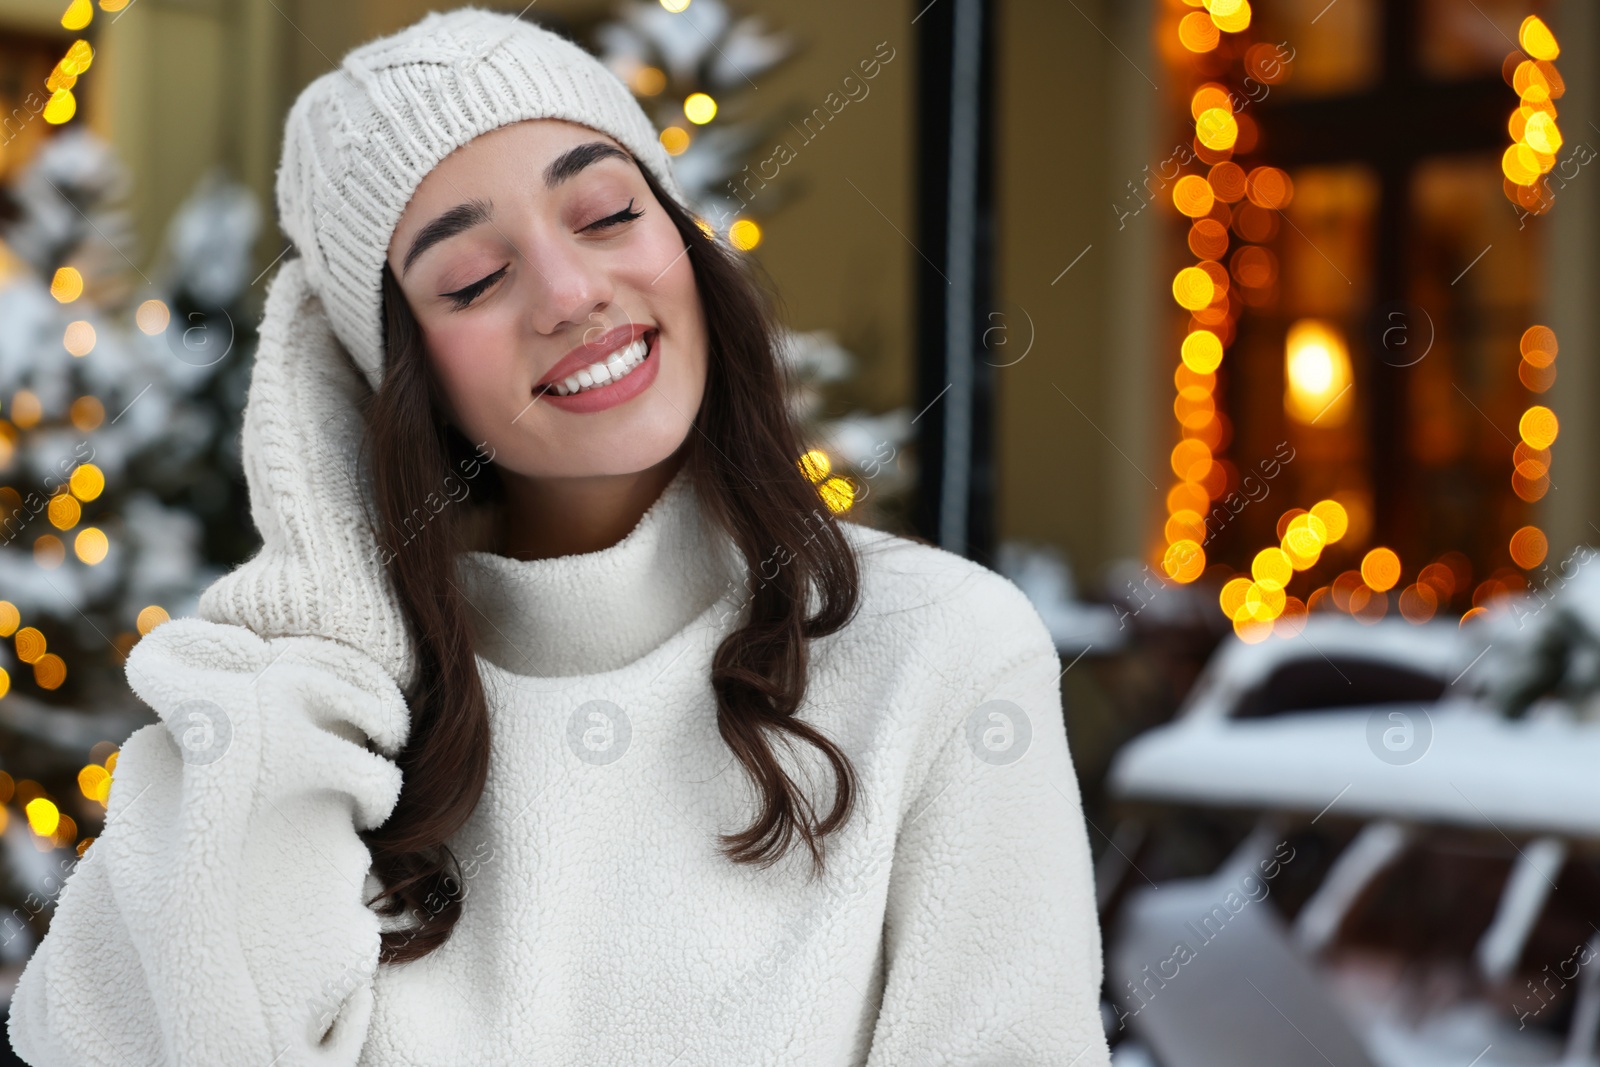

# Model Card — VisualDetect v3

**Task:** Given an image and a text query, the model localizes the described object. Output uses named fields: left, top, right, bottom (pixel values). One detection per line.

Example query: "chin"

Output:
left=526, top=424, right=695, bottom=480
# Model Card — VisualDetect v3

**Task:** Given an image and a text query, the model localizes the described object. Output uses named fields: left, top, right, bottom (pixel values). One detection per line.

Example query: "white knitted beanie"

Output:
left=277, top=5, right=689, bottom=393
left=193, top=7, right=687, bottom=693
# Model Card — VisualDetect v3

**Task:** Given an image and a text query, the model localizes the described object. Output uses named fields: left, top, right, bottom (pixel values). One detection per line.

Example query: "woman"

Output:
left=8, top=8, right=1111, bottom=1066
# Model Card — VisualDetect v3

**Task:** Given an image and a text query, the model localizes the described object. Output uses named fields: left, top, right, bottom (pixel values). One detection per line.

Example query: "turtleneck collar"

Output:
left=454, top=462, right=742, bottom=678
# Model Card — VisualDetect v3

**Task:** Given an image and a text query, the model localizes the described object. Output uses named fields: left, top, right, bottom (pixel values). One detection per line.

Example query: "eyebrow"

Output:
left=401, top=141, right=635, bottom=278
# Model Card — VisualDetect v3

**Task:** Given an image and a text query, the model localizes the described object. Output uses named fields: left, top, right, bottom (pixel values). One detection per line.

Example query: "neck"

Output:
left=456, top=457, right=741, bottom=678
left=492, top=450, right=688, bottom=561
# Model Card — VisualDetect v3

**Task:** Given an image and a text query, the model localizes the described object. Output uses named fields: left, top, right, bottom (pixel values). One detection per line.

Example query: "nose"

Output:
left=520, top=225, right=618, bottom=337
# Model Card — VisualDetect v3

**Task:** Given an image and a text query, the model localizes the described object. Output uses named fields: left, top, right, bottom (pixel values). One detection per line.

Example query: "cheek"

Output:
left=422, top=320, right=510, bottom=421
left=644, top=227, right=703, bottom=344
left=656, top=256, right=707, bottom=393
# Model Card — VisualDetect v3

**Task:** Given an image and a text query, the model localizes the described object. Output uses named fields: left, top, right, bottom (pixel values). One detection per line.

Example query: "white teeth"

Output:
left=547, top=335, right=652, bottom=396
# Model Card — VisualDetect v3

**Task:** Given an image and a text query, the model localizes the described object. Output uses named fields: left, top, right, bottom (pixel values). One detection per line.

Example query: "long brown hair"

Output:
left=354, top=157, right=863, bottom=964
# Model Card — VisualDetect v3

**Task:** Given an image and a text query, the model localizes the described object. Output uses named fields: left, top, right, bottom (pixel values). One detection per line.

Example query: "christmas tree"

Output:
left=0, top=126, right=261, bottom=980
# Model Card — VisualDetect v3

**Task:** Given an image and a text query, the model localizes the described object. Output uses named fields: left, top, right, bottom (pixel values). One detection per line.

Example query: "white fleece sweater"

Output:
left=6, top=460, right=1112, bottom=1066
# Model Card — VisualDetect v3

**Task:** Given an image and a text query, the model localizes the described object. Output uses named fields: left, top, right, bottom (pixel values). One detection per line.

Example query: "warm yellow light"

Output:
left=1210, top=0, right=1250, bottom=33
left=74, top=527, right=108, bottom=564
left=1173, top=175, right=1215, bottom=218
left=728, top=219, right=762, bottom=251
left=61, top=39, right=94, bottom=74
left=136, top=299, right=170, bottom=335
left=60, top=0, right=92, bottom=30
left=11, top=390, right=42, bottom=428
left=136, top=605, right=169, bottom=634
left=1174, top=386, right=1215, bottom=428
left=1510, top=525, right=1548, bottom=568
left=33, top=653, right=65, bottom=691
left=1516, top=66, right=1554, bottom=109
left=1282, top=530, right=1322, bottom=570
left=1244, top=167, right=1294, bottom=209
left=660, top=0, right=691, bottom=11
left=1172, top=267, right=1215, bottom=311
left=1163, top=540, right=1206, bottom=583
left=683, top=92, right=717, bottom=125
left=1283, top=513, right=1327, bottom=567
left=50, top=267, right=83, bottom=303
left=43, top=89, right=76, bottom=125
left=1309, top=499, right=1348, bottom=541
left=1284, top=319, right=1352, bottom=426
left=1523, top=111, right=1563, bottom=154
left=1181, top=330, right=1224, bottom=374
left=1252, top=547, right=1293, bottom=591
left=1168, top=481, right=1209, bottom=515
left=63, top=320, right=95, bottom=356
left=1220, top=577, right=1252, bottom=619
left=70, top=396, right=104, bottom=431
left=798, top=449, right=831, bottom=482
left=14, top=626, right=45, bottom=664
left=1398, top=583, right=1438, bottom=624
left=1190, top=86, right=1231, bottom=121
left=1361, top=547, right=1401, bottom=592
left=25, top=798, right=59, bottom=838
left=659, top=126, right=690, bottom=156
left=45, top=63, right=76, bottom=94
left=1519, top=15, right=1559, bottom=61
left=0, top=602, right=17, bottom=637
left=47, top=493, right=80, bottom=530
left=632, top=66, right=666, bottom=96
left=1242, top=581, right=1286, bottom=620
left=1520, top=324, right=1557, bottom=366
left=1170, top=439, right=1213, bottom=482
left=1287, top=511, right=1329, bottom=543
left=1178, top=11, right=1219, bottom=52
left=1165, top=510, right=1206, bottom=545
left=1519, top=405, right=1559, bottom=450
left=1195, top=108, right=1239, bottom=151
left=1234, top=616, right=1273, bottom=643
left=818, top=475, right=855, bottom=513
left=78, top=764, right=111, bottom=804
left=69, top=463, right=104, bottom=500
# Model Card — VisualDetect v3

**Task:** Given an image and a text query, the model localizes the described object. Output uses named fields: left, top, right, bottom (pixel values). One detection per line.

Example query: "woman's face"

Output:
left=385, top=119, right=707, bottom=480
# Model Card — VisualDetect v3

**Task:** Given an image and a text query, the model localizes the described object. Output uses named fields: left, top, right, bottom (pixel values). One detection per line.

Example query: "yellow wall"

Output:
left=994, top=0, right=1161, bottom=580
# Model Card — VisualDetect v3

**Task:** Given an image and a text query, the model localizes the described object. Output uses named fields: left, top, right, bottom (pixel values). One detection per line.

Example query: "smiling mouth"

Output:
left=537, top=330, right=657, bottom=397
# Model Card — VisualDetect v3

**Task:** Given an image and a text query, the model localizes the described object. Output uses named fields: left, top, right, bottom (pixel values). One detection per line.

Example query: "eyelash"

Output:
left=443, top=199, right=646, bottom=311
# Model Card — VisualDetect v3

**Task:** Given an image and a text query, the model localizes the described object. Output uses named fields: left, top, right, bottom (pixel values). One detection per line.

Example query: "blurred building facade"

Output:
left=2, top=0, right=1597, bottom=604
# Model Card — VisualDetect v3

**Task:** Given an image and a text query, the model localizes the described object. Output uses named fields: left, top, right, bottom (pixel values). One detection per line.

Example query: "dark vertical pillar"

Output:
left=912, top=0, right=997, bottom=565
left=1370, top=0, right=1417, bottom=550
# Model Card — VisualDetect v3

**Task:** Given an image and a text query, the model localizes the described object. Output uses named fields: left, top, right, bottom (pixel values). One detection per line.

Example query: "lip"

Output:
left=535, top=327, right=662, bottom=414
left=535, top=323, right=655, bottom=392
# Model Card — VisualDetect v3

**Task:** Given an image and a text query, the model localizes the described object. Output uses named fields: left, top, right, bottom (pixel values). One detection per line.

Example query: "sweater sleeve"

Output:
left=7, top=616, right=409, bottom=1067
left=865, top=597, right=1113, bottom=1067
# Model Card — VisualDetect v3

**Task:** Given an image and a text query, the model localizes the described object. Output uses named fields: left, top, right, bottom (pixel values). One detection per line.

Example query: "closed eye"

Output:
left=586, top=198, right=643, bottom=231
left=441, top=200, right=641, bottom=311
left=443, top=265, right=508, bottom=311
